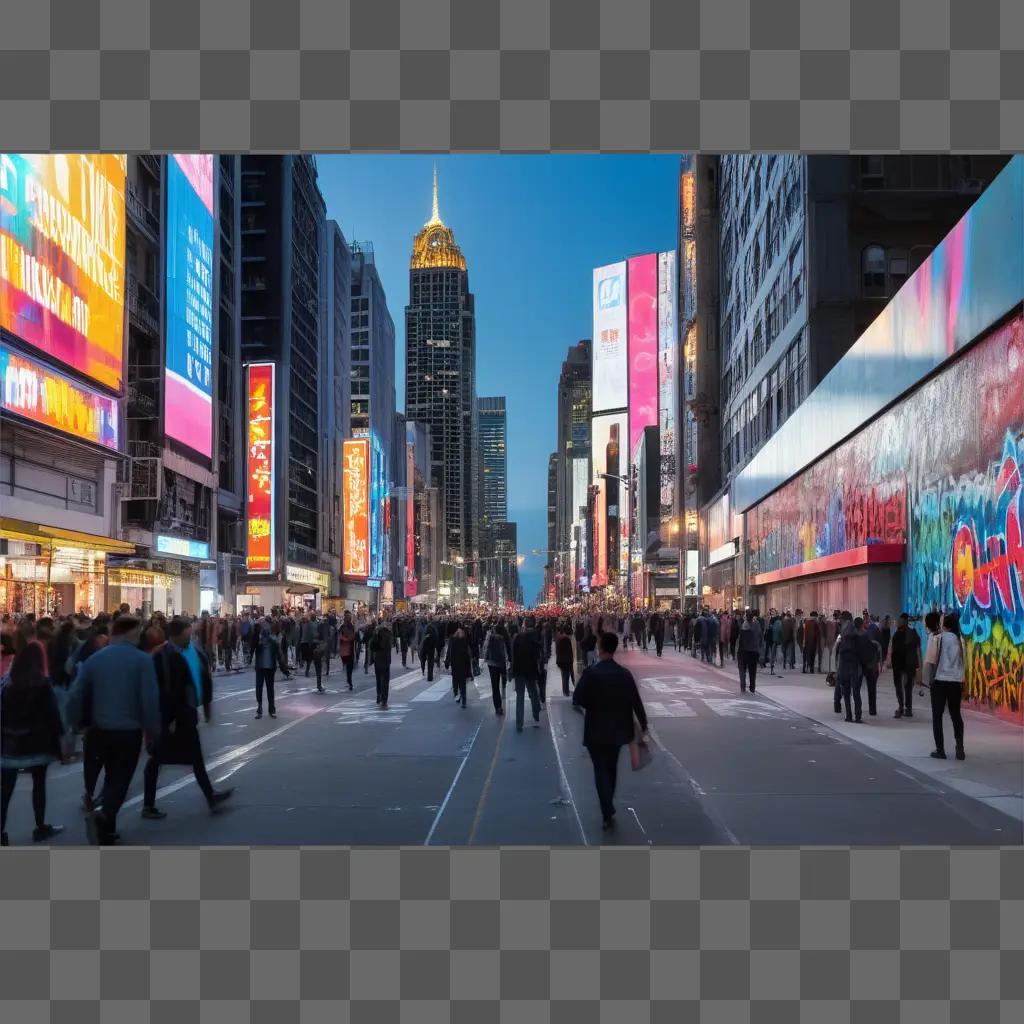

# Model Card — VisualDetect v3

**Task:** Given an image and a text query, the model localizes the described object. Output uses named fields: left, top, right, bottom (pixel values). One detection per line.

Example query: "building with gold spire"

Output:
left=405, top=166, right=478, bottom=583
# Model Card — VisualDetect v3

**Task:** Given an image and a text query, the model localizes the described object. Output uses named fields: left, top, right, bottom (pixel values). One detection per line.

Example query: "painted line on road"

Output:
left=424, top=721, right=484, bottom=847
left=413, top=680, right=456, bottom=703
left=467, top=709, right=508, bottom=846
left=122, top=704, right=326, bottom=810
left=546, top=677, right=588, bottom=847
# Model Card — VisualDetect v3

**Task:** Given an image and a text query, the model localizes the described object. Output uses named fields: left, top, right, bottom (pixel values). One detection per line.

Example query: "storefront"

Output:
left=107, top=567, right=182, bottom=618
left=700, top=494, right=743, bottom=610
left=240, top=565, right=334, bottom=615
left=0, top=519, right=137, bottom=617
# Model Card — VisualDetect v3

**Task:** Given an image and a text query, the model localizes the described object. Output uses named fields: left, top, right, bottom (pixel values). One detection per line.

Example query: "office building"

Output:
left=405, top=168, right=478, bottom=582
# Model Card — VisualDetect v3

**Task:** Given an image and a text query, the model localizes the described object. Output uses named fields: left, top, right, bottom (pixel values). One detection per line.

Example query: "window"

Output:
left=862, top=245, right=887, bottom=298
left=860, top=156, right=884, bottom=187
left=888, top=251, right=909, bottom=293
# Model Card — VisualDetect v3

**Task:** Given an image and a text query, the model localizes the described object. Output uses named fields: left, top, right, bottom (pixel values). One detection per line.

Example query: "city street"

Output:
left=4, top=645, right=1019, bottom=848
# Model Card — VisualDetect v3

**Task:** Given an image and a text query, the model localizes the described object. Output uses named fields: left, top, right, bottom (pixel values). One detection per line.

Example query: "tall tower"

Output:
left=405, top=167, right=477, bottom=572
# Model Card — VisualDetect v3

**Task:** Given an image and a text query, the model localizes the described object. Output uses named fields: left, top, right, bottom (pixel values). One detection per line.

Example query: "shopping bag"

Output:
left=629, top=719, right=652, bottom=771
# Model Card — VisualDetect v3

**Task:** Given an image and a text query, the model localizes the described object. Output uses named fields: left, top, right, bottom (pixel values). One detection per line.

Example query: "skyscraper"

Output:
left=554, top=340, right=591, bottom=601
left=477, top=397, right=507, bottom=528
left=405, top=168, right=478, bottom=576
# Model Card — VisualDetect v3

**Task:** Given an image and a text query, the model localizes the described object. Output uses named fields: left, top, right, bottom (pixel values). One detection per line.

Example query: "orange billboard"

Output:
left=246, top=362, right=275, bottom=574
left=0, top=154, right=126, bottom=392
left=343, top=438, right=370, bottom=579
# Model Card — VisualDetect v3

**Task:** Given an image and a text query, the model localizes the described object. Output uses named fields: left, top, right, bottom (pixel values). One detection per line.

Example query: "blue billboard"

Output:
left=369, top=432, right=389, bottom=582
left=164, top=155, right=215, bottom=459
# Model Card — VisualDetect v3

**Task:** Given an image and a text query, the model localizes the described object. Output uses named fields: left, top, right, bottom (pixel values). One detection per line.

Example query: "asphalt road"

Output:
left=3, top=645, right=1019, bottom=847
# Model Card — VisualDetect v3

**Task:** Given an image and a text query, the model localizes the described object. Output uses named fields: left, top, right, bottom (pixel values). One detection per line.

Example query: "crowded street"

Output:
left=4, top=613, right=1018, bottom=848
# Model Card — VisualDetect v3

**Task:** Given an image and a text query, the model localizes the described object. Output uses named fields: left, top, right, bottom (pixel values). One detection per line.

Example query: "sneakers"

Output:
left=32, top=824, right=63, bottom=842
left=141, top=806, right=167, bottom=820
left=930, top=750, right=947, bottom=759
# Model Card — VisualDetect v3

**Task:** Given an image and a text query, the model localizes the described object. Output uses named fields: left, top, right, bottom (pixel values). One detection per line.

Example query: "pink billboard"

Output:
left=627, top=253, right=658, bottom=452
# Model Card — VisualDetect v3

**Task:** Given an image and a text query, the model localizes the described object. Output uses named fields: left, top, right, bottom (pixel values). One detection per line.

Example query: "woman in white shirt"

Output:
left=924, top=613, right=966, bottom=760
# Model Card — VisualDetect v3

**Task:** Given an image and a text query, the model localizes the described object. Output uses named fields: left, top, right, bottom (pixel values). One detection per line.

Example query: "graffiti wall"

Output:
left=748, top=314, right=1024, bottom=722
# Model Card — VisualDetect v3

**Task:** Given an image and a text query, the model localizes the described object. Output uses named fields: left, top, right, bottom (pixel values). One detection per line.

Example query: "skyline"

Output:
left=315, top=154, right=681, bottom=598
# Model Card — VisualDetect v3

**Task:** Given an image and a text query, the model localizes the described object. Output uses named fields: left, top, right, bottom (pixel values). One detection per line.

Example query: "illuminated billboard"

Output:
left=627, top=253, right=658, bottom=452
left=164, top=154, right=214, bottom=459
left=405, top=437, right=417, bottom=597
left=343, top=438, right=370, bottom=579
left=369, top=433, right=388, bottom=581
left=657, top=250, right=678, bottom=525
left=592, top=411, right=628, bottom=587
left=0, top=154, right=126, bottom=392
left=0, top=341, right=119, bottom=450
left=246, top=363, right=275, bottom=574
left=157, top=535, right=210, bottom=560
left=592, top=261, right=628, bottom=413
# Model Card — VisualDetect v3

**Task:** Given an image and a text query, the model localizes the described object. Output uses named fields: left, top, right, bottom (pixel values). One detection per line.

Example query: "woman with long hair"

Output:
left=1, top=642, right=65, bottom=845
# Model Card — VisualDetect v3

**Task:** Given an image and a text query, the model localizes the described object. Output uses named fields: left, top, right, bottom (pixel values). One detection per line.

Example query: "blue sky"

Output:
left=316, top=155, right=680, bottom=602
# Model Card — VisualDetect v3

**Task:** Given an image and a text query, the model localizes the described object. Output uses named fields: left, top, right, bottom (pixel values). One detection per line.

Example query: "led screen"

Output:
left=343, top=438, right=370, bottom=579
left=246, top=363, right=275, bottom=574
left=627, top=253, right=658, bottom=452
left=0, top=341, right=119, bottom=450
left=369, top=433, right=388, bottom=581
left=405, top=437, right=417, bottom=596
left=657, top=250, right=677, bottom=524
left=592, top=261, right=628, bottom=414
left=591, top=411, right=628, bottom=587
left=165, top=154, right=214, bottom=459
left=0, top=154, right=126, bottom=392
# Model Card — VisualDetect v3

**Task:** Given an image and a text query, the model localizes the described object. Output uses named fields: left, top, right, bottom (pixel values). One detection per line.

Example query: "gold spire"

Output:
left=426, top=162, right=442, bottom=226
left=411, top=161, right=466, bottom=271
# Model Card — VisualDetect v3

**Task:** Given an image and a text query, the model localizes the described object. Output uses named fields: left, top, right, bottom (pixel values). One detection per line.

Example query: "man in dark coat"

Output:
left=510, top=616, right=544, bottom=732
left=572, top=632, right=649, bottom=830
left=141, top=617, right=232, bottom=819
left=371, top=620, right=394, bottom=708
left=801, top=612, right=821, bottom=673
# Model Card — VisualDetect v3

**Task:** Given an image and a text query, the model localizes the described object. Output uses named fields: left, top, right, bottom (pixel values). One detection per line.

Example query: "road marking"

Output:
left=627, top=806, right=651, bottom=845
left=123, top=711, right=314, bottom=809
left=467, top=710, right=508, bottom=845
left=645, top=700, right=697, bottom=717
left=424, top=721, right=484, bottom=847
left=413, top=680, right=455, bottom=702
left=547, top=692, right=588, bottom=847
left=703, top=697, right=794, bottom=720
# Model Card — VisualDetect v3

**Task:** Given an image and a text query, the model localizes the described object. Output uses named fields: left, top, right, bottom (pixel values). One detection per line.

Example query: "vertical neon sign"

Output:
left=246, top=362, right=275, bottom=573
left=343, top=438, right=370, bottom=579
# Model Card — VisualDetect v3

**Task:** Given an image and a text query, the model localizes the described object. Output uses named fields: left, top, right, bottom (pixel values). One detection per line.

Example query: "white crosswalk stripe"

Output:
left=412, top=680, right=455, bottom=702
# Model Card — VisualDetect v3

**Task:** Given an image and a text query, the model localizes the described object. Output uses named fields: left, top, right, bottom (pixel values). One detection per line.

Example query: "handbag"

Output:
left=629, top=718, right=652, bottom=771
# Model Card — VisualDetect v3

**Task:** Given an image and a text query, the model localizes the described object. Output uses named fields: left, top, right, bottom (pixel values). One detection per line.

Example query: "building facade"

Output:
left=736, top=156, right=1024, bottom=725
left=477, top=395, right=511, bottom=605
left=554, top=340, right=591, bottom=602
left=405, top=170, right=478, bottom=583
left=238, top=155, right=334, bottom=611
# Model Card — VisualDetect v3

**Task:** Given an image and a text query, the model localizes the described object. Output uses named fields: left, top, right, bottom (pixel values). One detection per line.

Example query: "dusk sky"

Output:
left=316, top=154, right=680, bottom=601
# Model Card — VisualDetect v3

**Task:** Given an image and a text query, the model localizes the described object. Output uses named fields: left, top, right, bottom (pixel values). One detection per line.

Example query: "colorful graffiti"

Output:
left=749, top=314, right=1024, bottom=722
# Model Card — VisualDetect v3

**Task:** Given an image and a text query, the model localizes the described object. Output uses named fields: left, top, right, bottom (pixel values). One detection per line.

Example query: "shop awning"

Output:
left=0, top=518, right=137, bottom=555
left=285, top=584, right=318, bottom=595
left=753, top=544, right=905, bottom=587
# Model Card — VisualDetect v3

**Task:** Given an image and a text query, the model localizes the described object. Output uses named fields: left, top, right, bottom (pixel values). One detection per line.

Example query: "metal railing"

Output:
left=126, top=183, right=160, bottom=240
left=127, top=275, right=160, bottom=336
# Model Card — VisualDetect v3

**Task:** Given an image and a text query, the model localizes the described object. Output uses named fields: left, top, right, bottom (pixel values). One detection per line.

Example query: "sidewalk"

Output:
left=657, top=644, right=1024, bottom=826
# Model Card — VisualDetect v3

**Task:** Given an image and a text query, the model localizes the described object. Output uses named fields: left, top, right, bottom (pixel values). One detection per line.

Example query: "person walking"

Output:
left=572, top=631, right=649, bottom=831
left=835, top=617, right=868, bottom=722
left=650, top=611, right=665, bottom=657
left=446, top=626, right=473, bottom=709
left=581, top=625, right=598, bottom=668
left=483, top=623, right=508, bottom=715
left=141, top=617, right=232, bottom=820
left=926, top=613, right=967, bottom=760
left=555, top=623, right=575, bottom=697
left=861, top=621, right=883, bottom=716
left=419, top=622, right=437, bottom=681
left=371, top=619, right=393, bottom=709
left=889, top=613, right=921, bottom=718
left=736, top=609, right=763, bottom=693
left=338, top=611, right=357, bottom=690
left=801, top=612, right=821, bottom=673
left=66, top=617, right=161, bottom=846
left=510, top=616, right=544, bottom=732
left=253, top=618, right=289, bottom=719
left=1, top=642, right=65, bottom=846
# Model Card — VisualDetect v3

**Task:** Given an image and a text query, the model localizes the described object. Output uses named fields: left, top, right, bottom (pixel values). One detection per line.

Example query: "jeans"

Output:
left=513, top=674, right=541, bottom=730
left=738, top=650, right=759, bottom=690
left=91, top=729, right=142, bottom=842
left=453, top=673, right=469, bottom=707
left=400, top=640, right=408, bottom=668
left=487, top=665, right=505, bottom=711
left=654, top=635, right=664, bottom=656
left=308, top=654, right=323, bottom=689
left=586, top=743, right=621, bottom=822
left=893, top=668, right=915, bottom=711
left=342, top=654, right=354, bottom=688
left=558, top=663, right=574, bottom=696
left=802, top=644, right=817, bottom=673
left=839, top=667, right=862, bottom=719
left=375, top=663, right=391, bottom=705
left=421, top=651, right=434, bottom=681
left=83, top=728, right=103, bottom=798
left=931, top=679, right=965, bottom=753
left=863, top=667, right=878, bottom=714
left=255, top=668, right=277, bottom=714
left=143, top=746, right=214, bottom=808
left=220, top=646, right=232, bottom=671
left=1, top=764, right=48, bottom=832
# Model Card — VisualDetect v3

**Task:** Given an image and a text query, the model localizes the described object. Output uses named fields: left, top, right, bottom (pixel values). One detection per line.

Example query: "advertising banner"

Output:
left=627, top=253, right=658, bottom=452
left=165, top=154, right=214, bottom=459
left=592, top=261, right=627, bottom=413
left=246, top=363, right=275, bottom=574
left=657, top=250, right=678, bottom=524
left=0, top=341, right=119, bottom=450
left=343, top=438, right=370, bottom=579
left=591, top=412, right=628, bottom=587
left=370, top=433, right=388, bottom=582
left=0, top=154, right=126, bottom=392
left=405, top=439, right=417, bottom=596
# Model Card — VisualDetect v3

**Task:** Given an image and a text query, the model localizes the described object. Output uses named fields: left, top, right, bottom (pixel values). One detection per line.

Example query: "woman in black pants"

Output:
left=483, top=624, right=508, bottom=714
left=1, top=642, right=65, bottom=846
left=445, top=627, right=473, bottom=709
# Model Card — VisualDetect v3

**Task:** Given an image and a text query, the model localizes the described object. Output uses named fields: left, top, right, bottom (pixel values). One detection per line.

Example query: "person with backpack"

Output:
left=925, top=613, right=967, bottom=760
